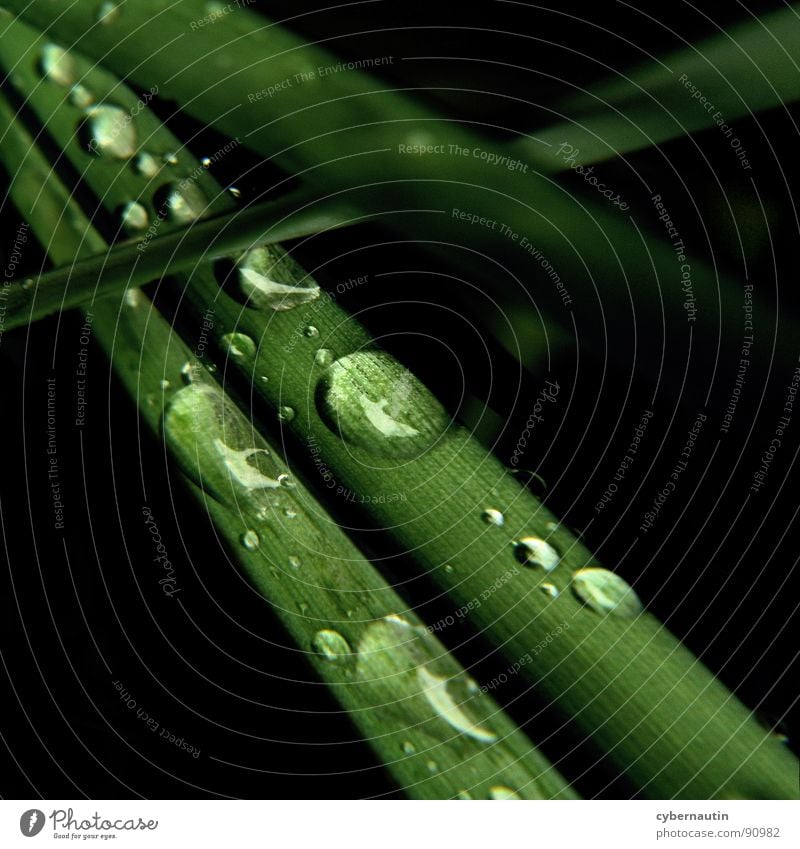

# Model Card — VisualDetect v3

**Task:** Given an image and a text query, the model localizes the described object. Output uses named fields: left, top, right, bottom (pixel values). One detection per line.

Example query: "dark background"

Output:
left=1, top=0, right=797, bottom=798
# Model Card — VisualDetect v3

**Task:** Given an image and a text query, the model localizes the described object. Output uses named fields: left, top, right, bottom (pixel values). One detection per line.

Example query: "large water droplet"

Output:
left=40, top=44, right=77, bottom=87
left=314, top=348, right=334, bottom=368
left=85, top=105, right=137, bottom=159
left=221, top=332, right=256, bottom=359
left=241, top=529, right=260, bottom=551
left=481, top=508, right=505, bottom=527
left=235, top=245, right=320, bottom=311
left=572, top=568, right=643, bottom=618
left=488, top=786, right=522, bottom=800
left=312, top=629, right=352, bottom=663
left=513, top=537, right=559, bottom=571
left=69, top=84, right=95, bottom=109
left=317, top=351, right=449, bottom=460
left=417, top=666, right=497, bottom=743
left=120, top=201, right=149, bottom=232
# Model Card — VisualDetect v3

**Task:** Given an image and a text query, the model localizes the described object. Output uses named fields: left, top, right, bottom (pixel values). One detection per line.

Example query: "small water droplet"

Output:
left=159, top=379, right=171, bottom=391
left=85, top=105, right=137, bottom=159
left=481, top=508, right=505, bottom=527
left=204, top=362, right=218, bottom=374
left=456, top=790, right=473, bottom=800
left=426, top=760, right=439, bottom=774
left=235, top=245, right=320, bottom=311
left=40, top=44, right=77, bottom=87
left=221, top=332, right=256, bottom=359
left=443, top=564, right=454, bottom=574
left=22, top=277, right=35, bottom=291
left=284, top=508, right=298, bottom=519
left=69, top=84, right=94, bottom=109
left=277, top=473, right=295, bottom=489
left=120, top=201, right=149, bottom=231
left=304, top=325, right=319, bottom=338
left=298, top=601, right=309, bottom=615
left=161, top=182, right=207, bottom=223
left=278, top=406, right=296, bottom=423
left=228, top=186, right=242, bottom=199
left=402, top=740, right=416, bottom=755
left=314, top=348, right=334, bottom=368
left=96, top=2, right=122, bottom=25
left=513, top=537, right=559, bottom=571
left=241, top=529, right=259, bottom=551
left=489, top=786, right=521, bottom=800
left=201, top=157, right=212, bottom=168
left=180, top=361, right=198, bottom=384
left=311, top=629, right=352, bottom=662
left=288, top=555, right=301, bottom=569
left=572, top=568, right=643, bottom=618
left=162, top=152, right=179, bottom=166
left=540, top=582, right=559, bottom=598
left=259, top=375, right=270, bottom=384
left=134, top=151, right=160, bottom=178
left=124, top=288, right=141, bottom=308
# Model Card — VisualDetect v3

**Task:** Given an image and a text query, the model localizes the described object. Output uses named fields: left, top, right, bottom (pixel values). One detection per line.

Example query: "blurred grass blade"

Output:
left=0, top=83, right=576, bottom=806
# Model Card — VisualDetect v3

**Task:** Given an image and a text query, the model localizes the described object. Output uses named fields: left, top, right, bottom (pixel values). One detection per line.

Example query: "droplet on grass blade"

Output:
left=488, top=786, right=522, bottom=800
left=571, top=568, right=643, bottom=618
left=40, top=44, right=77, bottom=87
left=119, top=201, right=149, bottom=232
left=69, top=84, right=95, bottom=109
left=481, top=508, right=505, bottom=527
left=235, top=246, right=320, bottom=311
left=134, top=152, right=161, bottom=178
left=159, top=181, right=207, bottom=223
left=96, top=2, right=122, bottom=25
left=312, top=629, right=352, bottom=663
left=241, top=529, right=260, bottom=551
left=317, top=351, right=449, bottom=460
left=221, top=332, right=256, bottom=359
left=84, top=105, right=137, bottom=159
left=314, top=348, right=334, bottom=367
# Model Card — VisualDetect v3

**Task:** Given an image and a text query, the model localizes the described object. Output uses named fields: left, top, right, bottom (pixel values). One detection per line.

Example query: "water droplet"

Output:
left=304, top=325, right=319, bottom=338
left=120, top=201, right=149, bottom=231
left=159, top=379, right=171, bottom=391
left=221, top=332, right=256, bottom=359
left=284, top=508, right=297, bottom=519
left=22, top=277, right=35, bottom=291
left=402, top=740, right=416, bottom=755
left=228, top=186, right=242, bottom=199
left=481, top=508, right=505, bottom=527
left=313, top=348, right=334, bottom=368
left=572, top=568, right=643, bottom=618
left=96, top=2, right=121, bottom=25
left=456, top=790, right=473, bottom=800
left=69, top=84, right=94, bottom=109
left=85, top=105, right=137, bottom=159
left=241, top=529, right=259, bottom=551
left=417, top=666, right=497, bottom=743
left=259, top=375, right=270, bottom=384
left=40, top=44, right=77, bottom=87
left=443, top=564, right=454, bottom=574
left=214, top=440, right=280, bottom=490
left=201, top=157, right=212, bottom=168
left=277, top=473, right=295, bottom=489
left=513, top=537, right=559, bottom=571
left=297, top=601, right=309, bottom=615
left=540, top=582, right=559, bottom=598
left=278, top=406, right=295, bottom=423
left=426, top=760, right=439, bottom=774
left=489, top=786, right=521, bottom=800
left=124, top=288, right=141, bottom=308
left=235, top=245, right=320, bottom=311
left=311, top=629, right=352, bottom=663
left=180, top=361, right=198, bottom=384
left=134, top=151, right=160, bottom=178
left=317, top=351, right=449, bottom=460
left=288, top=555, right=301, bottom=569
left=204, top=361, right=218, bottom=374
left=161, top=182, right=207, bottom=223
left=162, top=152, right=179, bottom=166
